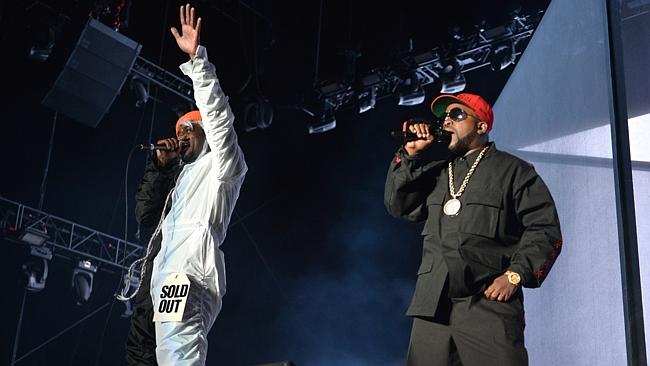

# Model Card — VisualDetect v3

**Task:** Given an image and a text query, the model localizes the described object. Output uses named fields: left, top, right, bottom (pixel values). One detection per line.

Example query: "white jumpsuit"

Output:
left=150, top=45, right=247, bottom=365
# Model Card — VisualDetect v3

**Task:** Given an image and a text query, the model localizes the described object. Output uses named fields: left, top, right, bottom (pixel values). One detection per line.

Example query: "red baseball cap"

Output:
left=430, top=93, right=494, bottom=131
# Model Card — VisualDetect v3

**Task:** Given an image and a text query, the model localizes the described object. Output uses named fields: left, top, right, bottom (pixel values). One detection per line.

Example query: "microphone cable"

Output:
left=92, top=144, right=140, bottom=366
left=93, top=104, right=148, bottom=365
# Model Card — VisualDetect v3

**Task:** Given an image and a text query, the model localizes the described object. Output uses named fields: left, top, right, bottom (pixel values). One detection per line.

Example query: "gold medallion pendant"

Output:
left=446, top=145, right=490, bottom=217
left=443, top=198, right=462, bottom=216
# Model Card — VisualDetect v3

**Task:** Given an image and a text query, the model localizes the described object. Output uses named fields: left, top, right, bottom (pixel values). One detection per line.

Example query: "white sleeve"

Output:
left=179, top=45, right=247, bottom=182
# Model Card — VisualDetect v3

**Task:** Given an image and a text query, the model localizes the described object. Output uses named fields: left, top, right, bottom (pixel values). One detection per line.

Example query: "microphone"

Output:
left=137, top=144, right=173, bottom=151
left=390, top=120, right=451, bottom=144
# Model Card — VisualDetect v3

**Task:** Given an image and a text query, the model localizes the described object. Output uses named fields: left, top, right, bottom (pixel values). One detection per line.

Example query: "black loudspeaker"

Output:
left=42, top=18, right=141, bottom=127
left=254, top=362, right=296, bottom=366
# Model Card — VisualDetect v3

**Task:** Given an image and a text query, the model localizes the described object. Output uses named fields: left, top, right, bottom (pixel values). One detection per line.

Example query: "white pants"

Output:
left=154, top=275, right=222, bottom=366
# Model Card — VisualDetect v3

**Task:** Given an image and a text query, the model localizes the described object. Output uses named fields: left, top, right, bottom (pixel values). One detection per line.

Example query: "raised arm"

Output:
left=171, top=4, right=247, bottom=181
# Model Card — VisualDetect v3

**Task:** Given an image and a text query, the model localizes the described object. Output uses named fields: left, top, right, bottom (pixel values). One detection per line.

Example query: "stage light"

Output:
left=18, top=227, right=49, bottom=247
left=308, top=108, right=336, bottom=134
left=28, top=26, right=55, bottom=62
left=317, top=82, right=348, bottom=98
left=130, top=77, right=150, bottom=107
left=243, top=96, right=274, bottom=132
left=22, top=246, right=52, bottom=292
left=413, top=51, right=436, bottom=65
left=358, top=87, right=377, bottom=114
left=490, top=42, right=516, bottom=71
left=450, top=25, right=464, bottom=42
left=440, top=74, right=466, bottom=94
left=358, top=72, right=381, bottom=113
left=23, top=259, right=49, bottom=292
left=72, top=260, right=97, bottom=305
left=439, top=59, right=466, bottom=94
left=398, top=71, right=425, bottom=106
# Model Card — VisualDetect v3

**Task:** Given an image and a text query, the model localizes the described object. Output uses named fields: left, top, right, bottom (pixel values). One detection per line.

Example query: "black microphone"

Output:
left=137, top=144, right=173, bottom=151
left=390, top=120, right=451, bottom=144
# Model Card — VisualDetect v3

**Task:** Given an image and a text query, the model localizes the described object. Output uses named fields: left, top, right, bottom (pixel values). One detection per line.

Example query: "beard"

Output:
left=180, top=140, right=208, bottom=163
left=448, top=129, right=479, bottom=156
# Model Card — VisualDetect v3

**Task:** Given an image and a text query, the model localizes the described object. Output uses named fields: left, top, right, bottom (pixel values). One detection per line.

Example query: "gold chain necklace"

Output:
left=443, top=145, right=490, bottom=216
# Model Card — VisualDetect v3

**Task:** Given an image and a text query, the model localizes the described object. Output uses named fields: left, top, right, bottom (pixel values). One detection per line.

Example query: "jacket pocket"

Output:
left=459, top=189, right=502, bottom=238
left=421, top=190, right=446, bottom=236
left=417, top=248, right=434, bottom=274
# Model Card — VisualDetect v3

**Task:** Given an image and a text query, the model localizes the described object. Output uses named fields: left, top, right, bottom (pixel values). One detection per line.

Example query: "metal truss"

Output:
left=0, top=197, right=143, bottom=272
left=132, top=55, right=195, bottom=103
left=312, top=10, right=543, bottom=113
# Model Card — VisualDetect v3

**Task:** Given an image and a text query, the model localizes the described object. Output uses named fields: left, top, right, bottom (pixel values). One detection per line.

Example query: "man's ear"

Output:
left=476, top=121, right=489, bottom=135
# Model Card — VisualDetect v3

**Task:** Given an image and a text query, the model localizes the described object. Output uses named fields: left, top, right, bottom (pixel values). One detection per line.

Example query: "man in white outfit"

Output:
left=123, top=4, right=247, bottom=365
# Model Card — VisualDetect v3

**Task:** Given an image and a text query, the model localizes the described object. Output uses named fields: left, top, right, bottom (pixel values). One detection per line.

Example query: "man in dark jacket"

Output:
left=385, top=93, right=562, bottom=366
left=125, top=138, right=181, bottom=365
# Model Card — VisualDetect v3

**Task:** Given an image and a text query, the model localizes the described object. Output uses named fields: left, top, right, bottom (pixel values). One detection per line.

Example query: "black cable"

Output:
left=236, top=1, right=253, bottom=94
left=107, top=105, right=148, bottom=233
left=234, top=211, right=288, bottom=302
left=38, top=111, right=57, bottom=211
left=122, top=146, right=139, bottom=267
left=9, top=288, right=27, bottom=366
left=252, top=11, right=262, bottom=94
left=147, top=0, right=171, bottom=144
left=92, top=144, right=139, bottom=366
left=11, top=301, right=112, bottom=364
left=313, top=0, right=324, bottom=87
left=92, top=100, right=147, bottom=364
left=94, top=0, right=168, bottom=357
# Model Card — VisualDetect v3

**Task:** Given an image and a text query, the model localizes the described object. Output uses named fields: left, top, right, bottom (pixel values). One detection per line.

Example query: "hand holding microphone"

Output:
left=152, top=138, right=179, bottom=167
left=390, top=118, right=451, bottom=156
left=403, top=121, right=435, bottom=156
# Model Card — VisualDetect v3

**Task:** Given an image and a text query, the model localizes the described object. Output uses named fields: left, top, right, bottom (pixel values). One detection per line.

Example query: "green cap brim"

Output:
left=430, top=95, right=470, bottom=119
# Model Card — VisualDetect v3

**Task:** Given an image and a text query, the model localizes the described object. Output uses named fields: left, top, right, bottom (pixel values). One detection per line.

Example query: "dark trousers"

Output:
left=126, top=232, right=161, bottom=366
left=125, top=288, right=157, bottom=366
left=406, top=293, right=528, bottom=366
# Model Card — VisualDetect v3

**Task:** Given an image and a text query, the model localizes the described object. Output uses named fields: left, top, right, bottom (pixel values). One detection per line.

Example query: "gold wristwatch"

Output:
left=504, top=270, right=521, bottom=286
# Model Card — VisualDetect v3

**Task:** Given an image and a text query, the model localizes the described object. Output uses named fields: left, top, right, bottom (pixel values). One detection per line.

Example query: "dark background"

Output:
left=0, top=1, right=549, bottom=365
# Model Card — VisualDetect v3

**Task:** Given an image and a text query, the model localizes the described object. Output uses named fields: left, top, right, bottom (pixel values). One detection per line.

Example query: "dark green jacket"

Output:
left=384, top=142, right=562, bottom=317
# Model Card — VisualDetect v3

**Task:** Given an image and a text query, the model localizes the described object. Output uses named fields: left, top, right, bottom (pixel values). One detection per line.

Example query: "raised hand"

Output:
left=170, top=4, right=202, bottom=59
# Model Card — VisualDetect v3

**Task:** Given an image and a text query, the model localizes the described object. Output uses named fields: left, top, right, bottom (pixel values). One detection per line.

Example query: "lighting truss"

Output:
left=131, top=56, right=194, bottom=103
left=307, top=9, right=543, bottom=124
left=0, top=197, right=143, bottom=272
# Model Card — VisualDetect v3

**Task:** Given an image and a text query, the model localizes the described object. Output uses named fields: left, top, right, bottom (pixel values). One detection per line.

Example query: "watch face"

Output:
left=506, top=271, right=520, bottom=285
left=509, top=273, right=520, bottom=285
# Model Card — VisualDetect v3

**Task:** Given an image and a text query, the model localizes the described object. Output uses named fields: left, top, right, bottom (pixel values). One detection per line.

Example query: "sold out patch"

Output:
left=153, top=273, right=191, bottom=322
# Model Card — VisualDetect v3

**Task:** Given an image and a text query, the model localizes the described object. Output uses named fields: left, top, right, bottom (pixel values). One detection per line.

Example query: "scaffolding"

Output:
left=0, top=196, right=142, bottom=272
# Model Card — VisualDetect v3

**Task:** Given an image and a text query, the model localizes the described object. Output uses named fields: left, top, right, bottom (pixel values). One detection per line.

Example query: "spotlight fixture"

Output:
left=22, top=246, right=52, bottom=292
left=18, top=227, right=49, bottom=247
left=23, top=259, right=49, bottom=292
left=72, top=260, right=97, bottom=305
left=357, top=72, right=381, bottom=114
left=28, top=25, right=56, bottom=62
left=398, top=71, right=425, bottom=106
left=308, top=107, right=336, bottom=134
left=130, top=77, right=150, bottom=107
left=449, top=25, right=464, bottom=42
left=358, top=87, right=377, bottom=114
left=490, top=42, right=516, bottom=71
left=243, top=96, right=274, bottom=132
left=439, top=59, right=466, bottom=94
